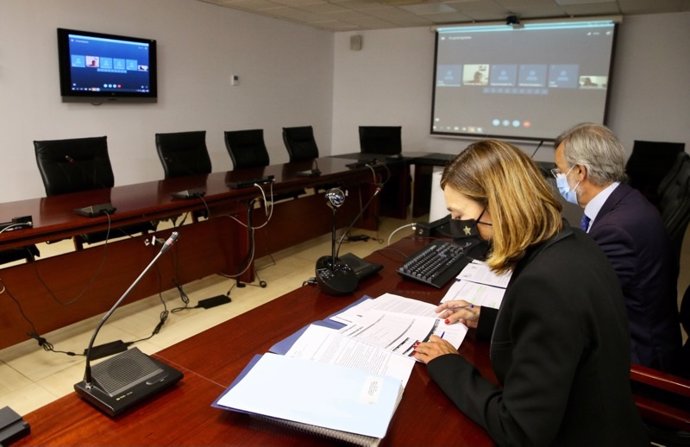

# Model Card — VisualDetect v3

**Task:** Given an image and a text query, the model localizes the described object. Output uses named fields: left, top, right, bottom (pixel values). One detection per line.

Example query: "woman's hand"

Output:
left=436, top=300, right=481, bottom=329
left=413, top=335, right=458, bottom=364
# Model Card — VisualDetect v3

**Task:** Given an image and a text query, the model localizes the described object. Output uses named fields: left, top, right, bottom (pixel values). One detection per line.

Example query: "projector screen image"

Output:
left=432, top=20, right=616, bottom=141
left=57, top=28, right=157, bottom=102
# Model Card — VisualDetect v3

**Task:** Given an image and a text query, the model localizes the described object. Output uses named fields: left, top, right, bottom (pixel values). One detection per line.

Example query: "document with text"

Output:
left=331, top=293, right=468, bottom=352
left=285, top=324, right=415, bottom=386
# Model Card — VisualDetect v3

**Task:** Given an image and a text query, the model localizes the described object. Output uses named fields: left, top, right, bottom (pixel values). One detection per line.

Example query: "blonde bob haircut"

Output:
left=441, top=140, right=563, bottom=273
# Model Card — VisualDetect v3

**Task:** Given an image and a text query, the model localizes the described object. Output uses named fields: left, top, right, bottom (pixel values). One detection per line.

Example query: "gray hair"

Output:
left=555, top=123, right=627, bottom=186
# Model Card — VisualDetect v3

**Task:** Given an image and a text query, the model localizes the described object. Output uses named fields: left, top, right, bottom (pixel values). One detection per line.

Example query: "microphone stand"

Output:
left=75, top=231, right=184, bottom=417
left=315, top=189, right=358, bottom=295
left=83, top=231, right=179, bottom=388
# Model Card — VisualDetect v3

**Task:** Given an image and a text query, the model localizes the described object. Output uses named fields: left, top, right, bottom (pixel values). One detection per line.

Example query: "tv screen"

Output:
left=57, top=28, right=157, bottom=102
left=431, top=20, right=616, bottom=141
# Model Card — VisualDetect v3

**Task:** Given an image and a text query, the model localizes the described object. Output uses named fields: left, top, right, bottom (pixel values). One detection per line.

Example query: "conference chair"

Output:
left=155, top=131, right=212, bottom=178
left=657, top=151, right=690, bottom=276
left=224, top=129, right=270, bottom=170
left=225, top=128, right=304, bottom=203
left=358, top=126, right=410, bottom=218
left=358, top=126, right=402, bottom=156
left=34, top=136, right=155, bottom=250
left=155, top=130, right=212, bottom=224
left=282, top=126, right=319, bottom=162
left=680, top=285, right=690, bottom=374
left=626, top=140, right=685, bottom=209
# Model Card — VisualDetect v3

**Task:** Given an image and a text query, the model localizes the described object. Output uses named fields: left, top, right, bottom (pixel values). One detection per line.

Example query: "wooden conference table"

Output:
left=0, top=157, right=384, bottom=350
left=15, top=236, right=495, bottom=446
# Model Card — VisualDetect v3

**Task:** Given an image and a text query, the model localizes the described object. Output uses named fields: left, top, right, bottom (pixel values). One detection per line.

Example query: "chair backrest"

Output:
left=282, top=126, right=319, bottom=162
left=626, top=140, right=685, bottom=208
left=681, top=285, right=689, bottom=345
left=224, top=129, right=270, bottom=169
left=657, top=152, right=690, bottom=263
left=358, top=126, right=402, bottom=155
left=34, top=136, right=114, bottom=196
left=155, top=130, right=212, bottom=178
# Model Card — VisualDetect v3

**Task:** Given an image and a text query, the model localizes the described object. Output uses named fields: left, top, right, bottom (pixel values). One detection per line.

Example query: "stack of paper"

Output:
left=213, top=353, right=402, bottom=446
left=213, top=292, right=470, bottom=445
left=441, top=260, right=512, bottom=309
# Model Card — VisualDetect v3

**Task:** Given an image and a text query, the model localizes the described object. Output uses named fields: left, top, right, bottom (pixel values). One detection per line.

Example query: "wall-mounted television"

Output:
left=57, top=28, right=157, bottom=103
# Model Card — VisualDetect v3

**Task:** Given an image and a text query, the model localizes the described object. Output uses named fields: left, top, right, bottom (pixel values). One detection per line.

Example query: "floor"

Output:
left=0, top=215, right=416, bottom=416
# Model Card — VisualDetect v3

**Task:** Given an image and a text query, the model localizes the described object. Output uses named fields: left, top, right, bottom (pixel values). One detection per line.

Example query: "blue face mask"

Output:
left=555, top=167, right=580, bottom=205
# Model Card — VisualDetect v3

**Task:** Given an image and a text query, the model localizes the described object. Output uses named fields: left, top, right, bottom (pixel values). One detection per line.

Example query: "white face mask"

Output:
left=555, top=166, right=580, bottom=205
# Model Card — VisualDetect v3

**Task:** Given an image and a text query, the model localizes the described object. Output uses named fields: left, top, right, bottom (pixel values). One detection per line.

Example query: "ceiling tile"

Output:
left=400, top=3, right=458, bottom=15
left=196, top=0, right=690, bottom=31
left=560, top=2, right=621, bottom=15
left=618, top=0, right=685, bottom=14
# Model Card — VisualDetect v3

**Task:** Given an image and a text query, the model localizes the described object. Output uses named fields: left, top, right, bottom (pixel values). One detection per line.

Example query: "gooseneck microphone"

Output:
left=315, top=188, right=358, bottom=295
left=315, top=184, right=382, bottom=295
left=75, top=231, right=184, bottom=417
left=333, top=185, right=381, bottom=261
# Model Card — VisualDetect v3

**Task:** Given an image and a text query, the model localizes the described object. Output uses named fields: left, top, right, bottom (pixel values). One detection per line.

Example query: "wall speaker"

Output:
left=350, top=34, right=363, bottom=51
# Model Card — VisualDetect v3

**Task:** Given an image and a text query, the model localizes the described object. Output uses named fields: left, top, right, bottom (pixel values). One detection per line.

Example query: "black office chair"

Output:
left=626, top=140, right=685, bottom=209
left=224, top=129, right=270, bottom=169
left=282, top=126, right=319, bottom=162
left=34, top=136, right=155, bottom=250
left=155, top=130, right=212, bottom=224
left=358, top=126, right=402, bottom=155
left=680, top=285, right=690, bottom=375
left=358, top=126, right=410, bottom=218
left=155, top=131, right=212, bottom=178
left=657, top=152, right=690, bottom=274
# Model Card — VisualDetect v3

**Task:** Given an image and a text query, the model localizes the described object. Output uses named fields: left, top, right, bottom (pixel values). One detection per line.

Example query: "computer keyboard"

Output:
left=397, top=239, right=473, bottom=288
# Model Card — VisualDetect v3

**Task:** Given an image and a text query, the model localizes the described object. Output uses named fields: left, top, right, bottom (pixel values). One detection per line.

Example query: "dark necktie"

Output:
left=580, top=214, right=591, bottom=232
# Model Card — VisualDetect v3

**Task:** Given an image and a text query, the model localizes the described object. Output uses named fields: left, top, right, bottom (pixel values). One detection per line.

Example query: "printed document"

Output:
left=285, top=324, right=415, bottom=386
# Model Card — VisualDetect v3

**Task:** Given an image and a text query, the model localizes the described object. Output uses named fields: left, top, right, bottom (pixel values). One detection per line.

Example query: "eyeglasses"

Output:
left=550, top=165, right=574, bottom=179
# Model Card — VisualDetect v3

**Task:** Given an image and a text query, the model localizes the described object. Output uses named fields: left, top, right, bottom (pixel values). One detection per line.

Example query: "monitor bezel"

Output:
left=57, top=28, right=158, bottom=103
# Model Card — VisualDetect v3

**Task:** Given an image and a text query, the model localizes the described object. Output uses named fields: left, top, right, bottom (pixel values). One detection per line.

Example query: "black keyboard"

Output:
left=397, top=240, right=473, bottom=288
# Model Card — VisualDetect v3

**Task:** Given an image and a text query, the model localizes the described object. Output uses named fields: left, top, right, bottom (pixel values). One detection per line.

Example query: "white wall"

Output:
left=2, top=3, right=688, bottom=204
left=331, top=12, right=690, bottom=162
left=0, top=0, right=334, bottom=202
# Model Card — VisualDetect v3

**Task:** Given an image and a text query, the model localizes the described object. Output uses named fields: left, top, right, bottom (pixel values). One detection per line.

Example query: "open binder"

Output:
left=213, top=353, right=403, bottom=446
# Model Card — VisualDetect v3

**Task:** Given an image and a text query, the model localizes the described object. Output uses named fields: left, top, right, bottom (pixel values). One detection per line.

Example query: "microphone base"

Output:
left=74, top=347, right=183, bottom=417
left=315, top=255, right=358, bottom=296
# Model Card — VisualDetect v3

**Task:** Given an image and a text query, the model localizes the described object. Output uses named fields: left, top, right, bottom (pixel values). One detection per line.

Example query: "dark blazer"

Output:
left=588, top=182, right=681, bottom=370
left=429, top=226, right=647, bottom=446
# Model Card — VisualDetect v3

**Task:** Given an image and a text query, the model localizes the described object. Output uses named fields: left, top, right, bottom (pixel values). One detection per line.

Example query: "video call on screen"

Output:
left=432, top=21, right=616, bottom=141
left=68, top=34, right=151, bottom=94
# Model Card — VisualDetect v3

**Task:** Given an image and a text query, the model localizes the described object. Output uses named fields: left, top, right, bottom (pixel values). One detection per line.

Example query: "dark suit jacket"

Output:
left=429, top=226, right=647, bottom=446
left=588, top=182, right=681, bottom=370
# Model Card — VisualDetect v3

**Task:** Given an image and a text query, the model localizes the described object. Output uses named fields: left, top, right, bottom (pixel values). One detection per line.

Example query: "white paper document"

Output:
left=331, top=293, right=441, bottom=324
left=456, top=261, right=512, bottom=288
left=216, top=352, right=402, bottom=439
left=334, top=293, right=468, bottom=354
left=441, top=279, right=506, bottom=309
left=285, top=324, right=415, bottom=386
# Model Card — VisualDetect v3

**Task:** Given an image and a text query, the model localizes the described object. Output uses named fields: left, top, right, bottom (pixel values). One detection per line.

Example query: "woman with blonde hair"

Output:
left=413, top=140, right=646, bottom=446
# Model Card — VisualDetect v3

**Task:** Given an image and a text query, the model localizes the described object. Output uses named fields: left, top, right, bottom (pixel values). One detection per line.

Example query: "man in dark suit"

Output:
left=553, top=123, right=682, bottom=372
